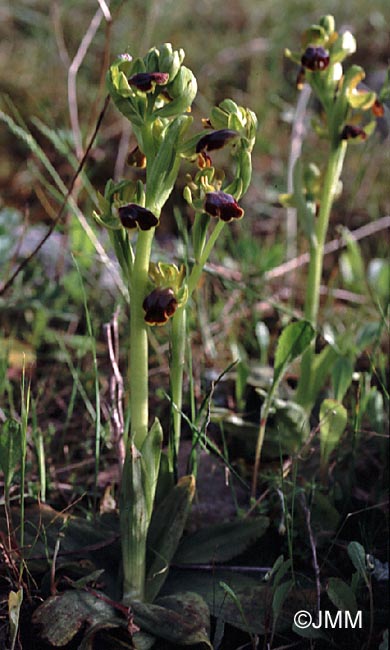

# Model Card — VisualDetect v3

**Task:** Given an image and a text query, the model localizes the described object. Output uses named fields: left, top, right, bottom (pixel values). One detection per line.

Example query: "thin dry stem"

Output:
left=299, top=493, right=321, bottom=617
left=286, top=83, right=311, bottom=260
left=68, top=7, right=106, bottom=159
left=104, top=309, right=125, bottom=466
left=0, top=96, right=112, bottom=297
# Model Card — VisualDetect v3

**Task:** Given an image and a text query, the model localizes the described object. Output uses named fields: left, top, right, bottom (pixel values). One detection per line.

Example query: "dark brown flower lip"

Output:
left=204, top=191, right=244, bottom=222
left=118, top=204, right=159, bottom=230
left=143, top=287, right=178, bottom=325
left=196, top=129, right=238, bottom=153
left=128, top=72, right=169, bottom=92
left=340, top=124, right=367, bottom=140
left=301, top=46, right=330, bottom=72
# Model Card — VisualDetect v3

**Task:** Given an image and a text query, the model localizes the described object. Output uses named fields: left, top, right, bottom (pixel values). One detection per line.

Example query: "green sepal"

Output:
left=106, top=58, right=146, bottom=127
left=155, top=66, right=197, bottom=119
left=284, top=48, right=302, bottom=66
left=319, top=15, right=335, bottom=36
left=147, top=262, right=188, bottom=307
left=301, top=24, right=328, bottom=48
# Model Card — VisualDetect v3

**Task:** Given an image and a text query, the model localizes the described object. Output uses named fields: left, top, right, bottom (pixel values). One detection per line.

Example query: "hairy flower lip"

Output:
left=128, top=72, right=170, bottom=92
left=143, top=288, right=178, bottom=325
left=204, top=191, right=244, bottom=222
left=118, top=204, right=159, bottom=230
left=340, top=124, right=367, bottom=140
left=196, top=129, right=238, bottom=153
left=301, top=46, right=330, bottom=71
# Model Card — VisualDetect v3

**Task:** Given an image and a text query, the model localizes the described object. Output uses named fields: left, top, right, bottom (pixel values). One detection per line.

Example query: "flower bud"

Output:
left=301, top=46, right=330, bottom=71
left=143, top=288, right=178, bottom=325
left=118, top=204, right=159, bottom=230
left=158, top=43, right=185, bottom=82
left=204, top=191, right=244, bottom=222
left=319, top=15, right=335, bottom=36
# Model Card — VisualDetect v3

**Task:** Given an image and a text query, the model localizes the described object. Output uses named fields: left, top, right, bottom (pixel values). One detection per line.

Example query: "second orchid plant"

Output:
left=94, top=44, right=257, bottom=603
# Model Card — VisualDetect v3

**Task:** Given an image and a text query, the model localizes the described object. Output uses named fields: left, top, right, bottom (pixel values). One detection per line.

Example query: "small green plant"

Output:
left=94, top=44, right=257, bottom=604
left=283, top=15, right=383, bottom=413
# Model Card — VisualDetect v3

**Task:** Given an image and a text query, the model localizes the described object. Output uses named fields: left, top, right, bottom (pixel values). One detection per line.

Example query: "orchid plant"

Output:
left=282, top=15, right=383, bottom=412
left=94, top=44, right=257, bottom=604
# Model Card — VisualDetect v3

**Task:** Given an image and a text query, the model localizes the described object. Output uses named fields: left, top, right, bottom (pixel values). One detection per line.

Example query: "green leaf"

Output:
left=331, top=356, right=354, bottom=402
left=355, top=321, right=382, bottom=351
left=0, top=419, right=22, bottom=494
left=145, top=475, right=195, bottom=602
left=272, top=558, right=292, bottom=588
left=173, top=517, right=269, bottom=564
left=141, top=418, right=163, bottom=518
left=347, top=542, right=368, bottom=580
left=327, top=577, right=358, bottom=614
left=274, top=321, right=315, bottom=386
left=219, top=581, right=251, bottom=633
left=272, top=580, right=293, bottom=632
left=319, top=399, right=347, bottom=468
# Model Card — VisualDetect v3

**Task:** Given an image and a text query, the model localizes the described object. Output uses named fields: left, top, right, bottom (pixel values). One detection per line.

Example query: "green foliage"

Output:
left=327, top=577, right=358, bottom=614
left=0, top=418, right=22, bottom=501
left=274, top=320, right=315, bottom=386
left=173, top=517, right=269, bottom=564
left=319, top=398, right=348, bottom=472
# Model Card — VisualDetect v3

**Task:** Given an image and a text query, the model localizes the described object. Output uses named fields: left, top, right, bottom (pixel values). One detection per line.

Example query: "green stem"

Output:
left=187, top=219, right=225, bottom=296
left=121, top=119, right=158, bottom=602
left=128, top=228, right=155, bottom=449
left=296, top=141, right=347, bottom=409
left=169, top=305, right=187, bottom=473
left=251, top=384, right=277, bottom=498
left=304, top=142, right=347, bottom=326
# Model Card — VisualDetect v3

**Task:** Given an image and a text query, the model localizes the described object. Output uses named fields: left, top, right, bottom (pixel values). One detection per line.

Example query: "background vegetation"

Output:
left=0, top=1, right=389, bottom=648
